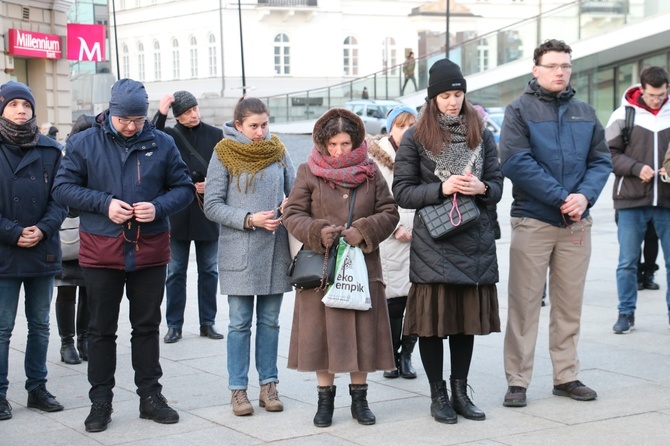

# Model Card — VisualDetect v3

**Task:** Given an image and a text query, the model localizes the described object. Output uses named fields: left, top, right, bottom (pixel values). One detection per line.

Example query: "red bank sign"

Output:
left=7, top=29, right=62, bottom=59
left=67, top=24, right=106, bottom=62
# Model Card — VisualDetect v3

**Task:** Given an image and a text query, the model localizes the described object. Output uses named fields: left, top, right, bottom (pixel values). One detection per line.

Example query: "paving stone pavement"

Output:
left=4, top=169, right=670, bottom=444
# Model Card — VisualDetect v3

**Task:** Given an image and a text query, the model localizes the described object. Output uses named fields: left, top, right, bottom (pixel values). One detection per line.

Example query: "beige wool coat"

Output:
left=283, top=162, right=399, bottom=373
left=368, top=135, right=414, bottom=299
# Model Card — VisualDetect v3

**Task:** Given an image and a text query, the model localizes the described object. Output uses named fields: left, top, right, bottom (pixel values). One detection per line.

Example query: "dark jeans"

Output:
left=82, top=266, right=166, bottom=402
left=165, top=238, right=218, bottom=328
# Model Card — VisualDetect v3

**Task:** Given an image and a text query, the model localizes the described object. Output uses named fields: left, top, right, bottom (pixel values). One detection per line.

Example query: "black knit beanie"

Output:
left=172, top=90, right=198, bottom=117
left=427, top=58, right=467, bottom=100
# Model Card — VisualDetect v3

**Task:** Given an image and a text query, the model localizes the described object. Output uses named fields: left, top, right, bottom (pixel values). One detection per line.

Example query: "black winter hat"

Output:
left=172, top=90, right=198, bottom=117
left=108, top=78, right=148, bottom=117
left=0, top=81, right=36, bottom=116
left=427, top=58, right=467, bottom=100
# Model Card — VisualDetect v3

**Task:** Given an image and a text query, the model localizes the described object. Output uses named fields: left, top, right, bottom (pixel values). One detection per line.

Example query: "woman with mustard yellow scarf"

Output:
left=204, top=97, right=295, bottom=417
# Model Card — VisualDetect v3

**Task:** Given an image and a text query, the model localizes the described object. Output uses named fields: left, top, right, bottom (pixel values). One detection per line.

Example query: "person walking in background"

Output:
left=500, top=39, right=611, bottom=408
left=361, top=87, right=370, bottom=100
left=402, top=52, right=418, bottom=95
left=204, top=97, right=295, bottom=417
left=393, top=59, right=503, bottom=424
left=607, top=66, right=670, bottom=334
left=153, top=91, right=224, bottom=343
left=53, top=78, right=194, bottom=432
left=367, top=106, right=419, bottom=380
left=0, top=81, right=68, bottom=420
left=282, top=107, right=399, bottom=427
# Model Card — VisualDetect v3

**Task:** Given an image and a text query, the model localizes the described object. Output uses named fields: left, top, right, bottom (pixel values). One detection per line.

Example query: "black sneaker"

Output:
left=0, top=397, right=12, bottom=420
left=85, top=401, right=113, bottom=432
left=27, top=385, right=64, bottom=412
left=139, top=393, right=179, bottom=424
left=613, top=313, right=635, bottom=334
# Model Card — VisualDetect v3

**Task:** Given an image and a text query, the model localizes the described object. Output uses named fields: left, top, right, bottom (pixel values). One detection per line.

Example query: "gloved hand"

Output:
left=321, top=225, right=344, bottom=248
left=341, top=227, right=364, bottom=247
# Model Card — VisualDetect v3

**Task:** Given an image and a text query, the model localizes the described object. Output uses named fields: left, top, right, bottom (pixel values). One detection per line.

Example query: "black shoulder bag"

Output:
left=287, top=187, right=358, bottom=290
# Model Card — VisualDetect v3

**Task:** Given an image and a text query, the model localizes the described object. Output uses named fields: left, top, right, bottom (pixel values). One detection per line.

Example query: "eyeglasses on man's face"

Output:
left=537, top=64, right=573, bottom=72
left=116, top=117, right=147, bottom=126
left=642, top=90, right=668, bottom=101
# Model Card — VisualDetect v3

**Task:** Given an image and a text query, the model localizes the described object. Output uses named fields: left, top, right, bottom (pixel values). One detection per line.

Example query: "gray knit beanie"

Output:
left=108, top=78, right=148, bottom=117
left=172, top=91, right=198, bottom=117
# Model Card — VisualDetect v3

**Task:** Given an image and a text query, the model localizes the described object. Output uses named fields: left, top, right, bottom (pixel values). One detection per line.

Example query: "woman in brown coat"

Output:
left=282, top=108, right=399, bottom=428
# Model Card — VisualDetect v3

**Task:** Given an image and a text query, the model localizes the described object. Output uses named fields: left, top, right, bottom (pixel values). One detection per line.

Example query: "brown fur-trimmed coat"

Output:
left=282, top=161, right=399, bottom=373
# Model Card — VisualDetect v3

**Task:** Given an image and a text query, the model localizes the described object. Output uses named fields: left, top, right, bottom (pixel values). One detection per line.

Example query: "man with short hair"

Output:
left=500, top=39, right=612, bottom=408
left=607, top=66, right=670, bottom=334
left=53, top=78, right=194, bottom=432
left=153, top=91, right=224, bottom=343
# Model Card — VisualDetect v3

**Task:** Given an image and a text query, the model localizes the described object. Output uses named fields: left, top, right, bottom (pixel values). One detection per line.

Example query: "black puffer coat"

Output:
left=392, top=127, right=503, bottom=285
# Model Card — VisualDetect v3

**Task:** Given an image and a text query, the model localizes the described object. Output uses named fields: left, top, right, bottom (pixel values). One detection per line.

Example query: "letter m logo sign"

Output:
left=67, top=24, right=106, bottom=62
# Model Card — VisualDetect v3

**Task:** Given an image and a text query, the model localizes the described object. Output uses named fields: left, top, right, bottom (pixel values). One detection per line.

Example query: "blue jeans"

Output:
left=165, top=239, right=218, bottom=328
left=617, top=207, right=670, bottom=316
left=0, top=275, right=54, bottom=398
left=227, top=294, right=283, bottom=390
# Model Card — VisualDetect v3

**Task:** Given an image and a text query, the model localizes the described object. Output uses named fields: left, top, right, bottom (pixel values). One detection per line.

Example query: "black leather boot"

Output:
left=450, top=378, right=485, bottom=420
left=56, top=301, right=81, bottom=364
left=383, top=317, right=403, bottom=378
left=429, top=380, right=457, bottom=424
left=399, top=335, right=417, bottom=379
left=313, top=385, right=336, bottom=427
left=642, top=268, right=660, bottom=290
left=76, top=293, right=90, bottom=361
left=349, top=384, right=375, bottom=425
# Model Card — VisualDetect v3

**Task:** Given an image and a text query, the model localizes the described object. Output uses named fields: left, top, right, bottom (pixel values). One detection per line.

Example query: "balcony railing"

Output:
left=257, top=0, right=318, bottom=6
left=261, top=0, right=669, bottom=123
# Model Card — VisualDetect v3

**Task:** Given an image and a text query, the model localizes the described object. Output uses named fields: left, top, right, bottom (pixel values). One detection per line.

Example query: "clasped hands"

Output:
left=560, top=193, right=588, bottom=222
left=109, top=198, right=156, bottom=224
left=321, top=224, right=363, bottom=248
left=442, top=173, right=486, bottom=196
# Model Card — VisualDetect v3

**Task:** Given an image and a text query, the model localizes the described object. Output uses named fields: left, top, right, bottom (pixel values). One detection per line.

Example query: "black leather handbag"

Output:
left=287, top=188, right=358, bottom=290
left=419, top=192, right=480, bottom=240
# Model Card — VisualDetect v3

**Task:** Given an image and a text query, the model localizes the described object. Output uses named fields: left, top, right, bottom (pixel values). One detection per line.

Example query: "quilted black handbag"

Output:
left=418, top=192, right=480, bottom=240
left=287, top=188, right=357, bottom=290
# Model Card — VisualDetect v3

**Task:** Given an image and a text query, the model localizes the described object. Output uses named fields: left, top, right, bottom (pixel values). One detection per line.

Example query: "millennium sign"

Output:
left=7, top=29, right=62, bottom=59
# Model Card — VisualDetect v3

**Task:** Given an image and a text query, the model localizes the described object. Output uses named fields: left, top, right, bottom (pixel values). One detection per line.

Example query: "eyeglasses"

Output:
left=537, top=64, right=573, bottom=72
left=642, top=91, right=668, bottom=101
left=116, top=117, right=147, bottom=126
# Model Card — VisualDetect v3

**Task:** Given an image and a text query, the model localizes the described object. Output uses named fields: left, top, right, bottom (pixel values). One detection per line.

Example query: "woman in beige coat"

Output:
left=368, top=106, right=418, bottom=379
left=283, top=108, right=399, bottom=428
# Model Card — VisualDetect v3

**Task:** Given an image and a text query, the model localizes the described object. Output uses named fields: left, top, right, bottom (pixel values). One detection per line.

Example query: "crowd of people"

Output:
left=3, top=37, right=669, bottom=433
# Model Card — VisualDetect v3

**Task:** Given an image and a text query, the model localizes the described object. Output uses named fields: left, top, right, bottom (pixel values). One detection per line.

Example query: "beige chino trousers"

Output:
left=504, top=216, right=592, bottom=388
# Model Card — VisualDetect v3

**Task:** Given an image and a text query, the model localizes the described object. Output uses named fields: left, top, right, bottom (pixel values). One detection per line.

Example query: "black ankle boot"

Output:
left=313, top=386, right=336, bottom=427
left=56, top=301, right=81, bottom=364
left=450, top=378, right=485, bottom=420
left=77, top=292, right=90, bottom=360
left=349, top=384, right=375, bottom=425
left=642, top=269, right=660, bottom=290
left=399, top=335, right=417, bottom=379
left=429, top=380, right=457, bottom=424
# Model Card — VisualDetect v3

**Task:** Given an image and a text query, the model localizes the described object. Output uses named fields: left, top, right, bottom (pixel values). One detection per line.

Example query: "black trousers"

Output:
left=82, top=266, right=166, bottom=402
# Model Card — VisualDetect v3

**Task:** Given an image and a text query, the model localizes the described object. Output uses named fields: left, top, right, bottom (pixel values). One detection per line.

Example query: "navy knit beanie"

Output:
left=172, top=91, right=198, bottom=117
left=109, top=78, right=148, bottom=117
left=427, top=59, right=467, bottom=100
left=0, top=81, right=36, bottom=116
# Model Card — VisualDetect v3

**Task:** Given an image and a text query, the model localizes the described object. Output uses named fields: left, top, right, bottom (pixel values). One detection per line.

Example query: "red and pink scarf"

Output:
left=307, top=140, right=376, bottom=188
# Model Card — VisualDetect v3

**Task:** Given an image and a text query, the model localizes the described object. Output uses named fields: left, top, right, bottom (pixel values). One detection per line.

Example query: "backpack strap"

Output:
left=622, top=105, right=635, bottom=148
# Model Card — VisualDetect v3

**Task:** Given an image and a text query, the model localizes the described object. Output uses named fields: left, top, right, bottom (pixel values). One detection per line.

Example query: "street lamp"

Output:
left=445, top=0, right=450, bottom=58
left=111, top=0, right=120, bottom=79
left=237, top=0, right=246, bottom=96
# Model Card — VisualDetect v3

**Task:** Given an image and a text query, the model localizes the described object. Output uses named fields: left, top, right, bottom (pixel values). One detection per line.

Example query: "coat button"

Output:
left=30, top=175, right=35, bottom=180
left=32, top=198, right=37, bottom=203
left=343, top=194, right=349, bottom=199
left=13, top=197, right=19, bottom=202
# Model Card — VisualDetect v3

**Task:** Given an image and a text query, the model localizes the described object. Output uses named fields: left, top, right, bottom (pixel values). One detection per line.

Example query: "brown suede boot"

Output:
left=259, top=382, right=284, bottom=412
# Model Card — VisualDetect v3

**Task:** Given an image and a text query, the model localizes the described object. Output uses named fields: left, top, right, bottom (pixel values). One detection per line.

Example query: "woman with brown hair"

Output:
left=282, top=108, right=399, bottom=427
left=392, top=59, right=503, bottom=424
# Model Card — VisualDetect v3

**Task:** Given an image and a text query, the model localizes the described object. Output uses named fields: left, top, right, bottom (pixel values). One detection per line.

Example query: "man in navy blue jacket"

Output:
left=499, top=40, right=612, bottom=408
left=53, top=79, right=193, bottom=433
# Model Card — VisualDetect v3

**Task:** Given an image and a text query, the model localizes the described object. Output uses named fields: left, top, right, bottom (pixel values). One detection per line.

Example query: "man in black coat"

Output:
left=153, top=91, right=224, bottom=343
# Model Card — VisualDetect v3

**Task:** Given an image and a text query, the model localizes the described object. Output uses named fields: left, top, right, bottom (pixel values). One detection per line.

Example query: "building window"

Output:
left=190, top=36, right=198, bottom=78
left=122, top=44, right=130, bottom=78
left=153, top=41, right=161, bottom=80
left=477, top=38, right=490, bottom=71
left=208, top=34, right=217, bottom=77
left=137, top=42, right=145, bottom=81
left=343, top=36, right=358, bottom=76
left=274, top=33, right=290, bottom=75
left=381, top=37, right=397, bottom=74
left=172, top=38, right=180, bottom=80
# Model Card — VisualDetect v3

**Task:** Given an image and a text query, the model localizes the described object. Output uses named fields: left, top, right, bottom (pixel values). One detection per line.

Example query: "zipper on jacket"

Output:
left=43, top=170, right=48, bottom=183
left=137, top=157, right=141, bottom=184
left=616, top=176, right=624, bottom=196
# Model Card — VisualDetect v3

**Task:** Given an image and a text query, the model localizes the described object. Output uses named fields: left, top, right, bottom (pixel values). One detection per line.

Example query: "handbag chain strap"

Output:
left=317, top=187, right=358, bottom=291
